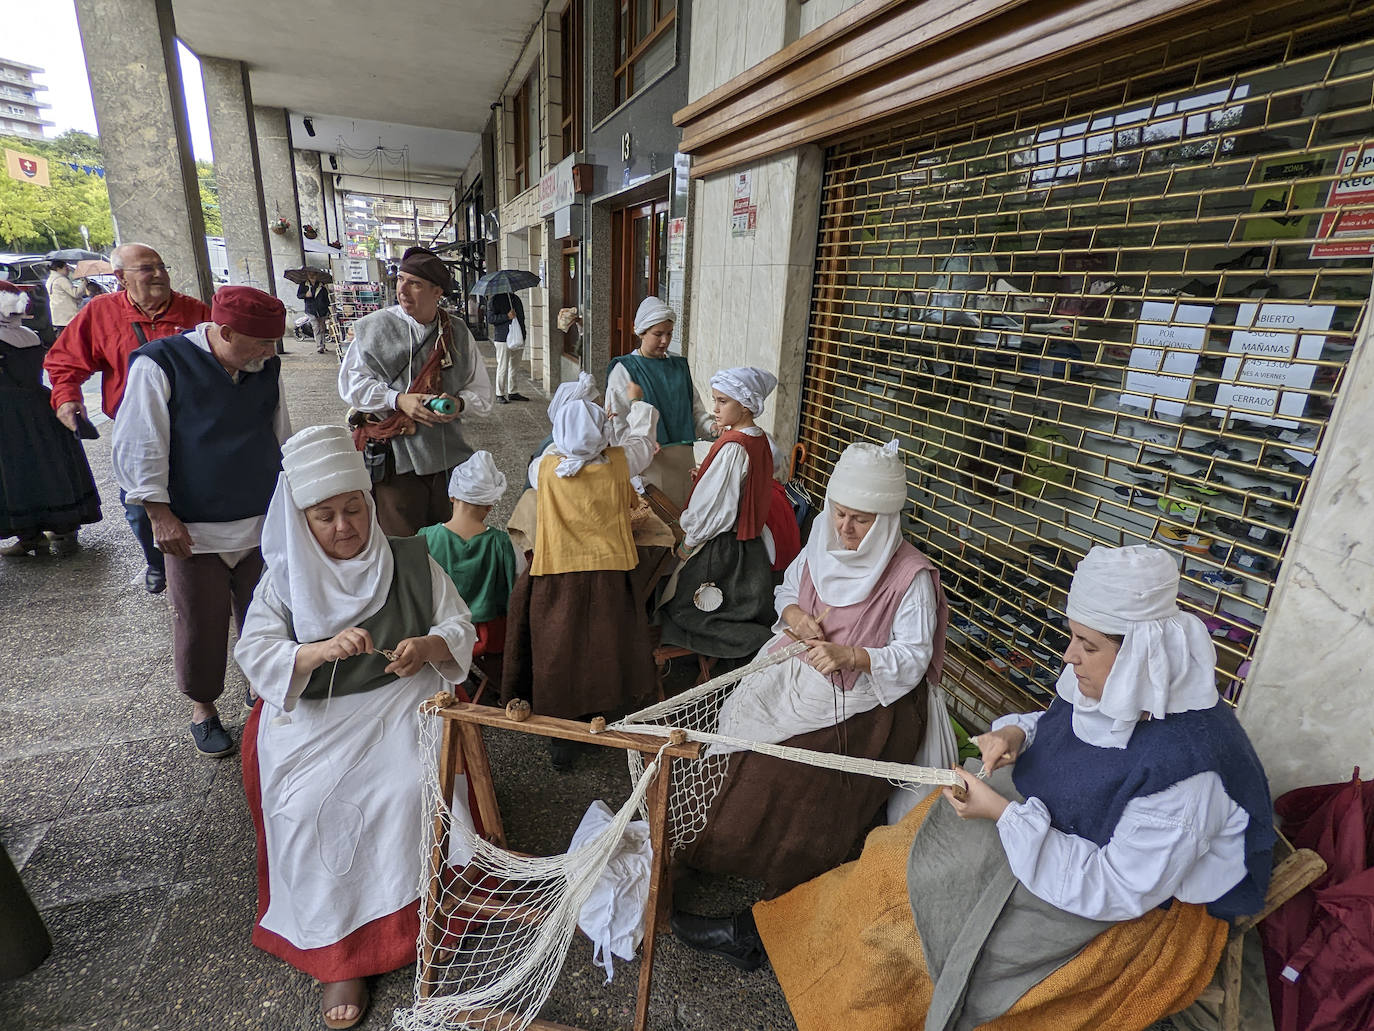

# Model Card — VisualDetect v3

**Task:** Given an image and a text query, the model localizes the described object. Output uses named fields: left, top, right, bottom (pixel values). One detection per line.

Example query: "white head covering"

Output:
left=552, top=399, right=611, bottom=478
left=803, top=440, right=907, bottom=606
left=710, top=366, right=778, bottom=417
left=448, top=450, right=506, bottom=505
left=279, top=425, right=372, bottom=508
left=0, top=286, right=28, bottom=317
left=828, top=439, right=907, bottom=514
left=261, top=426, right=394, bottom=643
left=633, top=296, right=675, bottom=335
left=547, top=370, right=599, bottom=422
left=1056, top=545, right=1220, bottom=748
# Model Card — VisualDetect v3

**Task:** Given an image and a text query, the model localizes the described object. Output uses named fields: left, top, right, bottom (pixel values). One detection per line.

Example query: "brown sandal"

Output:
left=321, top=978, right=369, bottom=1030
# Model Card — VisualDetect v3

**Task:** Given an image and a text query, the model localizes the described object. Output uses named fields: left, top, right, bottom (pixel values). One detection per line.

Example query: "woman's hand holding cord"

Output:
left=295, top=627, right=374, bottom=675
left=973, top=726, right=1027, bottom=776
left=384, top=635, right=452, bottom=677
left=944, top=766, right=1011, bottom=822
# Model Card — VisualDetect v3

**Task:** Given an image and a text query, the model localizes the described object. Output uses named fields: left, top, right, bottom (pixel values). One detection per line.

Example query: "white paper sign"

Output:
left=1122, top=301, right=1213, bottom=417
left=1211, top=303, right=1334, bottom=428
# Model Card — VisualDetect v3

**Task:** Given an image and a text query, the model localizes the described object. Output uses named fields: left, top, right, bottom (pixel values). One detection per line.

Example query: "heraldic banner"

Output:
left=5, top=148, right=50, bottom=188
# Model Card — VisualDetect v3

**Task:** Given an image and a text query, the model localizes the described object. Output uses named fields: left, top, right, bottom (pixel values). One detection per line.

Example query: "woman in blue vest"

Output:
left=604, top=296, right=713, bottom=508
left=680, top=545, right=1277, bottom=1031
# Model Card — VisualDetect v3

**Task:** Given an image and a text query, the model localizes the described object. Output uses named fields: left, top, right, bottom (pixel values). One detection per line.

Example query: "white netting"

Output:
left=397, top=653, right=961, bottom=1031
left=393, top=704, right=670, bottom=1031
left=611, top=642, right=960, bottom=853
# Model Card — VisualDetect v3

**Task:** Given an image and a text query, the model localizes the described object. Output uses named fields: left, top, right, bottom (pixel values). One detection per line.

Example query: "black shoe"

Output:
left=145, top=567, right=167, bottom=594
left=549, top=737, right=577, bottom=773
left=496, top=395, right=509, bottom=404
left=190, top=715, right=234, bottom=757
left=670, top=910, right=765, bottom=971
left=0, top=536, right=46, bottom=557
left=244, top=685, right=259, bottom=711
left=48, top=532, right=79, bottom=557
left=507, top=392, right=530, bottom=402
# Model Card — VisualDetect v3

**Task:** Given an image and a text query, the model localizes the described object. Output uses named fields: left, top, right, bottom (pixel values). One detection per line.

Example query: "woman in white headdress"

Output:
left=234, top=425, right=479, bottom=1030
left=501, top=374, right=657, bottom=770
left=603, top=296, right=714, bottom=507
left=658, top=367, right=790, bottom=663
left=687, top=545, right=1276, bottom=1031
left=670, top=439, right=948, bottom=907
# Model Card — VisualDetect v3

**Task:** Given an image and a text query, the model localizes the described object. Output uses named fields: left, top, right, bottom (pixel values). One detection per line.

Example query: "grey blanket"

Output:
left=906, top=763, right=1113, bottom=1031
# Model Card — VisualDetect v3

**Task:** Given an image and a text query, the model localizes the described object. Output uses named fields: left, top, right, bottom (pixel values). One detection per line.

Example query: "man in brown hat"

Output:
left=113, top=285, right=292, bottom=757
left=338, top=246, right=492, bottom=536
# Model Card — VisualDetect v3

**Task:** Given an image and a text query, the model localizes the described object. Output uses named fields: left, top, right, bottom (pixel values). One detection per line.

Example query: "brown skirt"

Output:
left=500, top=569, right=655, bottom=719
left=680, top=682, right=927, bottom=897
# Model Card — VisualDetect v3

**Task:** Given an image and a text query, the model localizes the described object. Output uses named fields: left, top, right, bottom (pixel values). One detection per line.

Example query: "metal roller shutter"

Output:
left=796, top=7, right=1374, bottom=730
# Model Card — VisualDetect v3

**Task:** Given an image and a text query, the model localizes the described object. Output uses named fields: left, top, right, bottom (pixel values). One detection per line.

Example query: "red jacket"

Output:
left=44, top=290, right=211, bottom=417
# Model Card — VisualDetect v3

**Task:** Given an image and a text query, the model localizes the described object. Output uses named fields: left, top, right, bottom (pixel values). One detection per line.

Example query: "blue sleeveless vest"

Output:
left=134, top=334, right=282, bottom=524
left=1012, top=697, right=1275, bottom=921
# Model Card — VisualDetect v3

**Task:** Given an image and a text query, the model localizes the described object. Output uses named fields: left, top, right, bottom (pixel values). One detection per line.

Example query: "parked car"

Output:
left=0, top=253, right=56, bottom=346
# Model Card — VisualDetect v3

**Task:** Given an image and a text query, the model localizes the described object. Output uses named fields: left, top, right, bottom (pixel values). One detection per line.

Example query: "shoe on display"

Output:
left=1187, top=567, right=1245, bottom=592
left=1157, top=524, right=1214, bottom=555
left=1112, top=482, right=1158, bottom=508
left=1210, top=516, right=1282, bottom=548
left=1157, top=495, right=1200, bottom=521
left=1230, top=550, right=1275, bottom=578
left=1188, top=441, right=1244, bottom=463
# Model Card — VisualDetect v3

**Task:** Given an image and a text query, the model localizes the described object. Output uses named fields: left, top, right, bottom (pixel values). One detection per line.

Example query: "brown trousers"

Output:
left=372, top=449, right=453, bottom=537
left=165, top=549, right=264, bottom=704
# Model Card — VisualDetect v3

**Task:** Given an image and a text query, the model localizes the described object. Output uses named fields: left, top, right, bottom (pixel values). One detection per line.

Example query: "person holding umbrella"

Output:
left=45, top=260, right=83, bottom=339
left=290, top=268, right=332, bottom=353
left=472, top=268, right=540, bottom=403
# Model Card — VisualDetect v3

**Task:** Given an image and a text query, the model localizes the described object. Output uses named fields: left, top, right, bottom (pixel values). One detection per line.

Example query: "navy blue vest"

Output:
left=1012, top=697, right=1275, bottom=921
left=134, top=335, right=282, bottom=524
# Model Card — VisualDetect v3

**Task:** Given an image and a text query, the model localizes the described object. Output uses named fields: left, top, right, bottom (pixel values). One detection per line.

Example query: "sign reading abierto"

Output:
left=1310, top=144, right=1374, bottom=259
left=5, top=148, right=49, bottom=188
left=1211, top=303, right=1334, bottom=428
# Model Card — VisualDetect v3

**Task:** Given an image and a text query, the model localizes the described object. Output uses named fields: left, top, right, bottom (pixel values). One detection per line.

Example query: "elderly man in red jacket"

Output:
left=44, top=242, right=210, bottom=593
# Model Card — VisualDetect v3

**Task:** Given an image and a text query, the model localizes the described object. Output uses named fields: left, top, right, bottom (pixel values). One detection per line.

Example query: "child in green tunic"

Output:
left=418, top=451, right=525, bottom=670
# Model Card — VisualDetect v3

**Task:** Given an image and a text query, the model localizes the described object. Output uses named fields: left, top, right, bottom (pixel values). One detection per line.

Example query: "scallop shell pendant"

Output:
left=693, top=581, right=724, bottom=612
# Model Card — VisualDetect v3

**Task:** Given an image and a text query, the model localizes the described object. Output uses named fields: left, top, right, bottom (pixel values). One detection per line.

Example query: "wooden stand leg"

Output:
left=421, top=716, right=463, bottom=999
left=634, top=755, right=674, bottom=1031
left=458, top=721, right=508, bottom=848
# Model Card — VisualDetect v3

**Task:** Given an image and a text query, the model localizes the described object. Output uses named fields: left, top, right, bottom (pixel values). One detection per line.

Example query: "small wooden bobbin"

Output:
left=589, top=716, right=607, bottom=734
left=433, top=691, right=456, bottom=709
left=505, top=698, right=532, bottom=722
left=951, top=780, right=969, bottom=803
left=668, top=729, right=687, bottom=746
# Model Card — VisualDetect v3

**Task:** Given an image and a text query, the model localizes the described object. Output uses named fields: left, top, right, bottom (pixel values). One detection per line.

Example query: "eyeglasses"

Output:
left=125, top=264, right=171, bottom=275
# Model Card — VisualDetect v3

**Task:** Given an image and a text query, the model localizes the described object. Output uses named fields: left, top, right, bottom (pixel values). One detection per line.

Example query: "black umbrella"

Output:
left=470, top=268, right=541, bottom=297
left=284, top=266, right=333, bottom=285
left=45, top=248, right=104, bottom=263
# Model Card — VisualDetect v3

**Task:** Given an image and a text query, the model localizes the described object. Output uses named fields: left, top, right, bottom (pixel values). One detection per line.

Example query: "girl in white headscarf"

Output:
left=234, top=425, right=478, bottom=1030
left=501, top=375, right=657, bottom=770
left=603, top=296, right=714, bottom=506
left=706, top=545, right=1275, bottom=1031
left=418, top=449, right=526, bottom=666
left=658, top=367, right=783, bottom=662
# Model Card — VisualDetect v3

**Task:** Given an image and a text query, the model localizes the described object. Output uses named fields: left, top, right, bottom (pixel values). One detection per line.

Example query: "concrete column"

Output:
left=73, top=0, right=212, bottom=301
left=320, top=162, right=339, bottom=246
left=294, top=150, right=327, bottom=248
left=252, top=106, right=306, bottom=308
left=200, top=58, right=274, bottom=291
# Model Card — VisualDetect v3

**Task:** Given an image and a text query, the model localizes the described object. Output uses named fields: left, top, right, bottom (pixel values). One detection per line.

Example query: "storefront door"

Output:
left=611, top=196, right=669, bottom=357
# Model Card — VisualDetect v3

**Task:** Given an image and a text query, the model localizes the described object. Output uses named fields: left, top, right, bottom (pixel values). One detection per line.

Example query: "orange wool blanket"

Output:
left=754, top=794, right=1227, bottom=1031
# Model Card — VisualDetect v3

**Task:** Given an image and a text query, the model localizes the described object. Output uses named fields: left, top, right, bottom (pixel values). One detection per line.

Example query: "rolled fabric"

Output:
left=827, top=439, right=906, bottom=514
left=280, top=425, right=371, bottom=510
left=709, top=366, right=778, bottom=417
left=448, top=449, right=507, bottom=505
left=633, top=296, right=675, bottom=335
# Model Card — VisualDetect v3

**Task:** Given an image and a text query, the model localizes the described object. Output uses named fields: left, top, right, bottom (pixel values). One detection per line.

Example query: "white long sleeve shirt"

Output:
left=605, top=359, right=714, bottom=442
left=337, top=305, right=494, bottom=417
left=773, top=551, right=938, bottom=706
left=112, top=323, right=292, bottom=559
left=989, top=709, right=1252, bottom=922
left=677, top=427, right=779, bottom=561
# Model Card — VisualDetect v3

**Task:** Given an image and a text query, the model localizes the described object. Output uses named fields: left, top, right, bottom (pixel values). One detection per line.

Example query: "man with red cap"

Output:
left=114, top=285, right=292, bottom=757
left=339, top=246, right=492, bottom=536
left=44, top=242, right=211, bottom=593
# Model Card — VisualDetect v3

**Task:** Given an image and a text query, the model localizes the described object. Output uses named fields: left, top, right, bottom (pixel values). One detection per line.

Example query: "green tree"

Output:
left=196, top=159, right=222, bottom=236
left=0, top=134, right=114, bottom=251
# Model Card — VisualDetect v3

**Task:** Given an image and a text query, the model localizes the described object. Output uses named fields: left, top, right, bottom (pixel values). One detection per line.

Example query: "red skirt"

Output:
left=241, top=686, right=482, bottom=981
